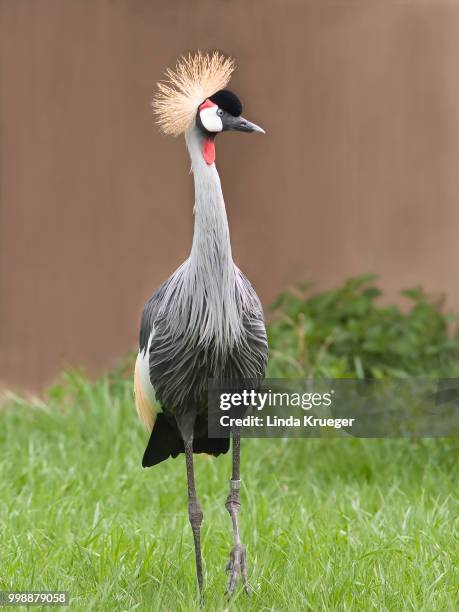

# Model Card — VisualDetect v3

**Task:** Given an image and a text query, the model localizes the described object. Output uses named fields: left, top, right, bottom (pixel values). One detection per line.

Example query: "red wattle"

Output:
left=202, top=139, right=215, bottom=165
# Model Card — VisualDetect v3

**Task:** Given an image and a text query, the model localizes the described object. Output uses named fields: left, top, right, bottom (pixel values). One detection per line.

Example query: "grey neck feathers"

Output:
left=185, top=126, right=234, bottom=272
left=164, top=125, right=243, bottom=350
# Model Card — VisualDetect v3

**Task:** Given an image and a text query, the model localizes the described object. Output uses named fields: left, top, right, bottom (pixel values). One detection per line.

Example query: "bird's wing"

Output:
left=135, top=285, right=166, bottom=431
left=134, top=339, right=158, bottom=431
left=236, top=268, right=269, bottom=376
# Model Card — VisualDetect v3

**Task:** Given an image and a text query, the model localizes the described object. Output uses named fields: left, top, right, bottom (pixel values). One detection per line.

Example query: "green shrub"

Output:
left=267, top=275, right=459, bottom=379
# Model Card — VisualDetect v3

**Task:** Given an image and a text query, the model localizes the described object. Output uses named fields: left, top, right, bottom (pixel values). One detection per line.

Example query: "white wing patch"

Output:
left=134, top=332, right=161, bottom=431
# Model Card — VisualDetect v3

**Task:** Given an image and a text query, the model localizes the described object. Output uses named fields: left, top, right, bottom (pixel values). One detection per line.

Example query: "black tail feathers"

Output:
left=142, top=413, right=230, bottom=467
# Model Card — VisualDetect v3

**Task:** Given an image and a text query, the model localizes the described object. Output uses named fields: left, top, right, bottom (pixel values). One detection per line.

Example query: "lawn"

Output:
left=0, top=371, right=458, bottom=611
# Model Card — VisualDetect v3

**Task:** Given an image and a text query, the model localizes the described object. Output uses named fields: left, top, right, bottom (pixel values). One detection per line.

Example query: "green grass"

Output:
left=1, top=372, right=458, bottom=611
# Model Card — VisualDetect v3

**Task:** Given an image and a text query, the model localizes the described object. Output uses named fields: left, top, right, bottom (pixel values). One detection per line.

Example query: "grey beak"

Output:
left=226, top=115, right=266, bottom=134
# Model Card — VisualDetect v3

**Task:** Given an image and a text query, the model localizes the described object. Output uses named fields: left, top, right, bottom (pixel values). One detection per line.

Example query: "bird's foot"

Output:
left=226, top=543, right=249, bottom=596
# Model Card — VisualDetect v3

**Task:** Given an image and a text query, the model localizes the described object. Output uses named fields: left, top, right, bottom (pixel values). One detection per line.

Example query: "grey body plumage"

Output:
left=140, top=267, right=267, bottom=418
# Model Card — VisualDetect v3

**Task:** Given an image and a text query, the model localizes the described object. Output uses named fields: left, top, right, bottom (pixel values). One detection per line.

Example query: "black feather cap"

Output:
left=209, top=89, right=243, bottom=117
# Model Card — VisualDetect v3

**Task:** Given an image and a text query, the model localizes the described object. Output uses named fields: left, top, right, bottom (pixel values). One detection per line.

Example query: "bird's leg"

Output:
left=225, top=431, right=249, bottom=596
left=184, top=438, right=204, bottom=596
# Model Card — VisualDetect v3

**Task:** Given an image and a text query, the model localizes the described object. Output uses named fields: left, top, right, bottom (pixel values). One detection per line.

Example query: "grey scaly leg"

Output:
left=225, top=432, right=249, bottom=595
left=184, top=438, right=204, bottom=595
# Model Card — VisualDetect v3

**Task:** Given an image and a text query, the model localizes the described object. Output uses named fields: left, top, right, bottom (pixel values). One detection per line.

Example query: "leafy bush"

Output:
left=267, top=275, right=459, bottom=379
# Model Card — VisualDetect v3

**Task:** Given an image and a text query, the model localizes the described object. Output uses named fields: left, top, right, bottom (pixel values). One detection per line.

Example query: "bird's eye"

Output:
left=217, top=109, right=224, bottom=117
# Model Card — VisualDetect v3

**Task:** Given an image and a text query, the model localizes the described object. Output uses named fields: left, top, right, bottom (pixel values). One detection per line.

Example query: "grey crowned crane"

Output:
left=134, top=52, right=268, bottom=596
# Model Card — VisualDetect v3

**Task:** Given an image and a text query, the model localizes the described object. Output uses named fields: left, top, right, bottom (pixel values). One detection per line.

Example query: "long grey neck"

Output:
left=185, top=126, right=234, bottom=271
left=181, top=125, right=242, bottom=349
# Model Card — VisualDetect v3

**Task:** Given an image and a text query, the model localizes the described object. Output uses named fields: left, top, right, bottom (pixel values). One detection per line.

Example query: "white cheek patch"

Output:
left=200, top=107, right=223, bottom=133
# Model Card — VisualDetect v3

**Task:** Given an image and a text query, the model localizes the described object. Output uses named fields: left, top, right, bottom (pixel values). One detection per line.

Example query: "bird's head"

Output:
left=196, top=90, right=265, bottom=136
left=196, top=89, right=264, bottom=164
left=153, top=52, right=265, bottom=164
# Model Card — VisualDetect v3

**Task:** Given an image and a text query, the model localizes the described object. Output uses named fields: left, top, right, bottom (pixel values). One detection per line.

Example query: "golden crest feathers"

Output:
left=152, top=51, right=235, bottom=136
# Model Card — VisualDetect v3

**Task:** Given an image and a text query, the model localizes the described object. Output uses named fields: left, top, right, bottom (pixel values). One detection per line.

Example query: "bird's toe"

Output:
left=226, top=543, right=249, bottom=597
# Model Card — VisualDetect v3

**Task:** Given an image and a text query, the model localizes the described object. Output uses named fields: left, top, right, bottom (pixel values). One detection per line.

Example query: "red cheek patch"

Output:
left=202, top=138, right=215, bottom=165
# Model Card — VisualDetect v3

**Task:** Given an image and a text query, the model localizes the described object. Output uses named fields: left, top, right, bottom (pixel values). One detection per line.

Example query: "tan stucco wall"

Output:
left=1, top=1, right=458, bottom=388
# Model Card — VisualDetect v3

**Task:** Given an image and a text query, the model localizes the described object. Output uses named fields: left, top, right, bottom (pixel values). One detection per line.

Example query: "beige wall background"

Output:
left=1, top=1, right=459, bottom=389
